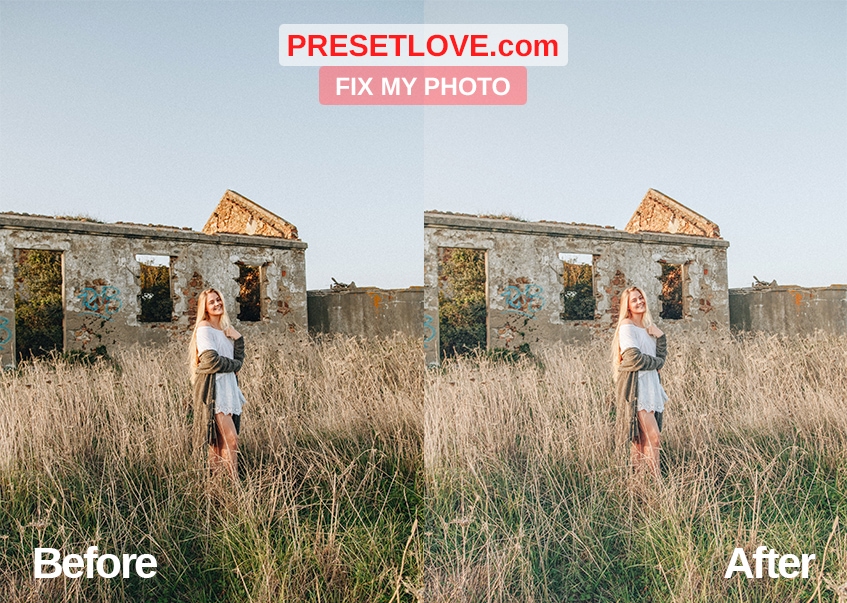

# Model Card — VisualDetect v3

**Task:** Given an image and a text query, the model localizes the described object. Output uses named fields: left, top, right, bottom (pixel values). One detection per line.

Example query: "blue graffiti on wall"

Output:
left=423, top=314, right=436, bottom=350
left=0, top=317, right=11, bottom=351
left=77, top=286, right=122, bottom=320
left=501, top=283, right=545, bottom=319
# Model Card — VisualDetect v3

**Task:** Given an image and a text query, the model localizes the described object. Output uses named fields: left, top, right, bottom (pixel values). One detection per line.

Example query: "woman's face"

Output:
left=205, top=291, right=224, bottom=317
left=627, top=289, right=646, bottom=316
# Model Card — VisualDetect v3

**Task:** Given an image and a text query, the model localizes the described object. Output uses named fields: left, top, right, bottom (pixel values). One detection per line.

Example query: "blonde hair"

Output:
left=610, top=286, right=655, bottom=378
left=188, top=288, right=232, bottom=383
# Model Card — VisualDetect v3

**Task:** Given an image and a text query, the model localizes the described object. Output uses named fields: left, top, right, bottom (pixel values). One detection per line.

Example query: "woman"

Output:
left=188, top=288, right=246, bottom=480
left=611, top=286, right=668, bottom=477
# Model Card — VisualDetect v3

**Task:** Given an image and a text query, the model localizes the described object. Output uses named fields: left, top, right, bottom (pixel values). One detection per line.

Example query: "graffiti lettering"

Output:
left=423, top=314, right=436, bottom=350
left=501, top=284, right=545, bottom=318
left=77, top=286, right=122, bottom=320
left=0, top=317, right=11, bottom=351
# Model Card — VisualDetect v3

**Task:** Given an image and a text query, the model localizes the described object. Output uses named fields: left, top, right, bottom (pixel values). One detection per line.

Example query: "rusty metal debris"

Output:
left=331, top=277, right=356, bottom=291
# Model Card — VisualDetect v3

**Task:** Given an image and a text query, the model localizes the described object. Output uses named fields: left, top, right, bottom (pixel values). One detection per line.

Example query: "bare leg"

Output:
left=209, top=442, right=224, bottom=474
left=631, top=438, right=645, bottom=470
left=214, top=412, right=239, bottom=481
left=636, top=410, right=661, bottom=478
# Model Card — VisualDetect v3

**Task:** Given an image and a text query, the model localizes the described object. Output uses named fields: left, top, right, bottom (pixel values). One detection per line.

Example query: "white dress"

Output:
left=196, top=326, right=247, bottom=416
left=618, top=323, right=668, bottom=413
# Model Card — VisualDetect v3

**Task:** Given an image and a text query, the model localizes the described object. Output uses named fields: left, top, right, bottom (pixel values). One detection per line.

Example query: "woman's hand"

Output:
left=646, top=324, right=664, bottom=338
left=224, top=326, right=242, bottom=340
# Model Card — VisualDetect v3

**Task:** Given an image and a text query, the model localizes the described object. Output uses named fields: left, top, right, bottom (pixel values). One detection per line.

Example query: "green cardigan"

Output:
left=615, top=333, right=667, bottom=444
left=193, top=335, right=244, bottom=447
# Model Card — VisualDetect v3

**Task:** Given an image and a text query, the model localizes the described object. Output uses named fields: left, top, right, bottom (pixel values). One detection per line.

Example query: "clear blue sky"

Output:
left=2, top=1, right=845, bottom=289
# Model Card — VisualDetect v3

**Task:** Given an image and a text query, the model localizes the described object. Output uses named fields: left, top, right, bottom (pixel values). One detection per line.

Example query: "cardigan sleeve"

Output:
left=618, top=334, right=666, bottom=373
left=195, top=336, right=244, bottom=375
left=655, top=333, right=667, bottom=360
left=233, top=335, right=244, bottom=363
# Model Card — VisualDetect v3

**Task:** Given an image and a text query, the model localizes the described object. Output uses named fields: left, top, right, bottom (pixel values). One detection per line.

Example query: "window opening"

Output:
left=136, top=255, right=173, bottom=323
left=236, top=263, right=262, bottom=322
left=659, top=262, right=684, bottom=320
left=559, top=253, right=595, bottom=321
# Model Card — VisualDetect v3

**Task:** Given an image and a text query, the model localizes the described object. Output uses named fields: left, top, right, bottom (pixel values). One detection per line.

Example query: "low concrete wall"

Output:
left=307, top=287, right=423, bottom=339
left=0, top=213, right=308, bottom=366
left=729, top=285, right=847, bottom=335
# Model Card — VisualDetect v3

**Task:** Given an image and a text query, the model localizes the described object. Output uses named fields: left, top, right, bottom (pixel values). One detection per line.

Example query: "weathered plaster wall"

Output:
left=729, top=285, right=847, bottom=336
left=308, top=287, right=423, bottom=339
left=0, top=214, right=307, bottom=366
left=424, top=213, right=730, bottom=364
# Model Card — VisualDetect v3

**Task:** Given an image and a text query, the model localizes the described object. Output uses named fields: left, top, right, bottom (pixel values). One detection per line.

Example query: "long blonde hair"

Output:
left=188, top=288, right=232, bottom=383
left=610, top=286, right=654, bottom=377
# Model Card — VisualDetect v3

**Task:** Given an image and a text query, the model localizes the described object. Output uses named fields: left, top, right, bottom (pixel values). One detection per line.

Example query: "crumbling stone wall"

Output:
left=0, top=214, right=307, bottom=367
left=307, top=287, right=423, bottom=339
left=424, top=212, right=729, bottom=364
left=729, top=285, right=847, bottom=336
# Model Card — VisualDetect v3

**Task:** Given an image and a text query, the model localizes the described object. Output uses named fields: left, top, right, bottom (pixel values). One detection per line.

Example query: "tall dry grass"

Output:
left=426, top=331, right=847, bottom=602
left=0, top=335, right=423, bottom=602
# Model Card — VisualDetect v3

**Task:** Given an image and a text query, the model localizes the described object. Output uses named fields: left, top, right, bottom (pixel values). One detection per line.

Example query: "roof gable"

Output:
left=625, top=189, right=721, bottom=239
left=202, top=190, right=299, bottom=240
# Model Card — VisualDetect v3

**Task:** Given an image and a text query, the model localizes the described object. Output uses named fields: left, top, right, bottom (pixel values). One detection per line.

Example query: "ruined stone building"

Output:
left=6, top=185, right=832, bottom=369
left=424, top=189, right=730, bottom=364
left=0, top=190, right=306, bottom=367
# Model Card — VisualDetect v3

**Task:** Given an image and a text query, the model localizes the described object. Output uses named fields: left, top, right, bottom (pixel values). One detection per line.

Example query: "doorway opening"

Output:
left=437, top=247, right=487, bottom=359
left=14, top=249, right=64, bottom=361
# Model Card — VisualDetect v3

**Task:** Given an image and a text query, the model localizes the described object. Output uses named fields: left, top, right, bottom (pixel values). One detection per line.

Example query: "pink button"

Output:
left=319, top=66, right=526, bottom=105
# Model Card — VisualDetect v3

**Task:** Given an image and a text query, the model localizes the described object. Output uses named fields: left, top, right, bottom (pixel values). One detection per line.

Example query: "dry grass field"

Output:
left=3, top=329, right=845, bottom=602
left=425, top=332, right=847, bottom=602
left=0, top=335, right=423, bottom=602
